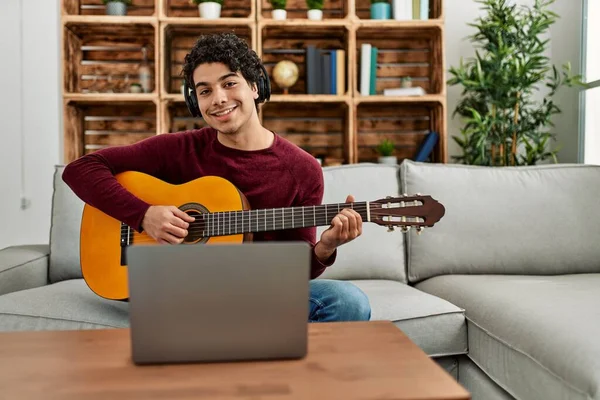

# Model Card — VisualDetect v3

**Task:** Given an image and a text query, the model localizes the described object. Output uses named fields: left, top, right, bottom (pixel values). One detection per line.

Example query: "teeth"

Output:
left=213, top=107, right=235, bottom=116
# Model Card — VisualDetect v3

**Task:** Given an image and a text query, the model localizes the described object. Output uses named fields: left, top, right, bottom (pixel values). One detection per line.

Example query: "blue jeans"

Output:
left=308, top=279, right=371, bottom=322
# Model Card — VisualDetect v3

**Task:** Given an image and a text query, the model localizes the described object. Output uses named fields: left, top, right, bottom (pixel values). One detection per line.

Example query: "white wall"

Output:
left=0, top=0, right=60, bottom=249
left=445, top=0, right=584, bottom=163
left=0, top=0, right=585, bottom=248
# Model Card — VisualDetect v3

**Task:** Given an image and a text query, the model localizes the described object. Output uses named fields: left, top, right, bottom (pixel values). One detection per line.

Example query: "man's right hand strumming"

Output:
left=142, top=206, right=196, bottom=244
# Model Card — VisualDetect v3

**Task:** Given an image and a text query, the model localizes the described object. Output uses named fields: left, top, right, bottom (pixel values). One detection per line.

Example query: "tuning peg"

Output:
left=387, top=226, right=395, bottom=232
left=416, top=226, right=424, bottom=235
left=401, top=226, right=410, bottom=233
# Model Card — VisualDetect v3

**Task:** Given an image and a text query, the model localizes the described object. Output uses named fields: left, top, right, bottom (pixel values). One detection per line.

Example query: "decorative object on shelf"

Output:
left=376, top=138, right=396, bottom=164
left=270, top=0, right=287, bottom=20
left=190, top=0, right=223, bottom=19
left=272, top=60, right=299, bottom=95
left=103, top=0, right=131, bottom=16
left=401, top=76, right=412, bottom=88
left=129, top=83, right=143, bottom=93
left=370, top=0, right=391, bottom=19
left=306, top=0, right=324, bottom=20
left=447, top=0, right=587, bottom=166
left=138, top=45, right=153, bottom=93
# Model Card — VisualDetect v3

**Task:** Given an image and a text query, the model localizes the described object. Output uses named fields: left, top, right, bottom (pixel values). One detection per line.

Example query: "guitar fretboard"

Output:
left=203, top=202, right=369, bottom=237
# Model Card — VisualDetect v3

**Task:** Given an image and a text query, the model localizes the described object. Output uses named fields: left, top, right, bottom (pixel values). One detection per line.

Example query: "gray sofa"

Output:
left=1, top=160, right=599, bottom=400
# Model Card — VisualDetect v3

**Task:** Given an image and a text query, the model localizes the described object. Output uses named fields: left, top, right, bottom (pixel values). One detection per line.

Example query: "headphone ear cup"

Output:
left=184, top=79, right=202, bottom=118
left=257, top=64, right=271, bottom=104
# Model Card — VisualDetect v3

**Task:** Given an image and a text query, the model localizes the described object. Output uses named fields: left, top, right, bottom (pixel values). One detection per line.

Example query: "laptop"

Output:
left=126, top=242, right=310, bottom=365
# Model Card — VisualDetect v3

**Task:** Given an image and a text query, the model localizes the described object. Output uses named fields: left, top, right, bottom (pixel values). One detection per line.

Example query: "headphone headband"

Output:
left=184, top=63, right=270, bottom=119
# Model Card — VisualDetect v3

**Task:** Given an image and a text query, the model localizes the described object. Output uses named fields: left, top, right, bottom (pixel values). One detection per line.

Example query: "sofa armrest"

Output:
left=0, top=245, right=50, bottom=296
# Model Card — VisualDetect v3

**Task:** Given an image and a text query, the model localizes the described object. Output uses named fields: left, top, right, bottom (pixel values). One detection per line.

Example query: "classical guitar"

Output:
left=80, top=171, right=445, bottom=300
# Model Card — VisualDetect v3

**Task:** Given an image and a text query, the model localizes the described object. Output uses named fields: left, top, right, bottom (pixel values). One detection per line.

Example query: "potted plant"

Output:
left=190, top=0, right=223, bottom=19
left=103, top=0, right=131, bottom=16
left=270, top=0, right=287, bottom=20
left=306, top=0, right=323, bottom=20
left=447, top=0, right=587, bottom=166
left=376, top=138, right=396, bottom=164
left=370, top=0, right=390, bottom=19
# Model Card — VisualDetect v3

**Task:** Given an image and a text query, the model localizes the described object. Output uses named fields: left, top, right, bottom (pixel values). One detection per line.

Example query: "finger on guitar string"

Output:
left=164, top=223, right=188, bottom=239
left=170, top=206, right=195, bottom=223
left=159, top=231, right=185, bottom=245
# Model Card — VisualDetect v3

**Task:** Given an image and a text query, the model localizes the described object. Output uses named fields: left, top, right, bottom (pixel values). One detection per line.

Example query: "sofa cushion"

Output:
left=349, top=279, right=467, bottom=357
left=401, top=160, right=600, bottom=283
left=0, top=279, right=128, bottom=331
left=318, top=164, right=407, bottom=283
left=416, top=274, right=600, bottom=400
left=49, top=165, right=84, bottom=283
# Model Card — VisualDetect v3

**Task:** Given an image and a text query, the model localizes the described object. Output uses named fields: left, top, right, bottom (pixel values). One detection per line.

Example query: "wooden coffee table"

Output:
left=1, top=321, right=469, bottom=399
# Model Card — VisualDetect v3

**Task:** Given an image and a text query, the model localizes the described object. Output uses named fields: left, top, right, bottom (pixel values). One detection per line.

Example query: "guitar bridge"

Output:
left=120, top=222, right=133, bottom=266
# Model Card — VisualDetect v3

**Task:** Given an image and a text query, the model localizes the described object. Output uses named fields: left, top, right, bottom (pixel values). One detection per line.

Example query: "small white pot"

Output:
left=106, top=1, right=127, bottom=15
left=378, top=156, right=397, bottom=165
left=199, top=2, right=221, bottom=19
left=272, top=9, right=287, bottom=20
left=307, top=9, right=323, bottom=20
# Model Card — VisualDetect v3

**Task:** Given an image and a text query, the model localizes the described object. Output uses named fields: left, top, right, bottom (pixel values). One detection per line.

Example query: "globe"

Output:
left=272, top=60, right=299, bottom=94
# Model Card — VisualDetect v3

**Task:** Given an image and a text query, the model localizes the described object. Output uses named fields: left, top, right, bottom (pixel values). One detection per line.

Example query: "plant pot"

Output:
left=106, top=1, right=127, bottom=15
left=272, top=9, right=287, bottom=20
left=370, top=2, right=391, bottom=19
left=378, top=156, right=397, bottom=165
left=307, top=9, right=323, bottom=20
left=198, top=2, right=221, bottom=19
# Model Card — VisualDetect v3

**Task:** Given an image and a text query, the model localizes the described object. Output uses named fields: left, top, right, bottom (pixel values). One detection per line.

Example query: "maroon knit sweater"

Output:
left=62, top=127, right=336, bottom=279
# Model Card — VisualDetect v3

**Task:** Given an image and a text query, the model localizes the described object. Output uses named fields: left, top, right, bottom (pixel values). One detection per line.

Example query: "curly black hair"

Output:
left=182, top=32, right=262, bottom=91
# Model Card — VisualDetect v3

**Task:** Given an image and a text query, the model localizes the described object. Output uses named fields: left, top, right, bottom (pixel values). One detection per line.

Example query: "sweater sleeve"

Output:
left=284, top=158, right=337, bottom=279
left=62, top=133, right=182, bottom=232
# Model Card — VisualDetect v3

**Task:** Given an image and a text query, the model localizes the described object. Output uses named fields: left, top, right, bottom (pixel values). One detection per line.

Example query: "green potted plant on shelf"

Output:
left=376, top=138, right=396, bottom=164
left=270, top=0, right=287, bottom=20
left=370, top=0, right=390, bottom=20
left=306, top=0, right=323, bottom=20
left=190, top=0, right=223, bottom=19
left=103, top=0, right=131, bottom=16
left=447, top=0, right=587, bottom=166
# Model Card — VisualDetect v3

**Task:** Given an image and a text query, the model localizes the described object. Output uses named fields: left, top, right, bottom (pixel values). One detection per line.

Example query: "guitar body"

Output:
left=80, top=172, right=249, bottom=301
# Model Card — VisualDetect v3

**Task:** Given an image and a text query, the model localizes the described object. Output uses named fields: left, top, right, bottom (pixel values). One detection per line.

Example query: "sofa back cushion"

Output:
left=317, top=164, right=407, bottom=283
left=401, top=160, right=600, bottom=283
left=49, top=165, right=84, bottom=283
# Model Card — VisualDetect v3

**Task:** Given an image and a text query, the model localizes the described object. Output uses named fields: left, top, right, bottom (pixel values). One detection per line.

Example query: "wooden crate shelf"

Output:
left=161, top=23, right=254, bottom=95
left=258, top=0, right=349, bottom=21
left=260, top=101, right=350, bottom=165
left=161, top=100, right=208, bottom=134
left=63, top=100, right=159, bottom=162
left=63, top=21, right=159, bottom=95
left=355, top=25, right=443, bottom=97
left=258, top=24, right=350, bottom=96
left=62, top=0, right=156, bottom=16
left=355, top=100, right=444, bottom=163
left=161, top=0, right=255, bottom=19
left=61, top=0, right=446, bottom=164
left=354, top=0, right=442, bottom=21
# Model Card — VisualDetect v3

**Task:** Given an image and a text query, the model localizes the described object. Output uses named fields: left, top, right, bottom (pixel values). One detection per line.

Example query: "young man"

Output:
left=62, top=32, right=371, bottom=322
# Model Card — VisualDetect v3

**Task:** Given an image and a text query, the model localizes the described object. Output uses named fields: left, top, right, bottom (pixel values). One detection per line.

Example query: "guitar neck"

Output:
left=203, top=202, right=370, bottom=237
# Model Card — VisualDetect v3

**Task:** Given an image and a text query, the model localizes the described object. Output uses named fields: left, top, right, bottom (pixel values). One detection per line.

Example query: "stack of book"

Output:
left=392, top=0, right=429, bottom=20
left=305, top=45, right=346, bottom=95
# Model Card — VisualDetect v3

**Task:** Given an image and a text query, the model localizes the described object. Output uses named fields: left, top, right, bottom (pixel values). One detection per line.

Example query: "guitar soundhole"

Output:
left=179, top=203, right=209, bottom=244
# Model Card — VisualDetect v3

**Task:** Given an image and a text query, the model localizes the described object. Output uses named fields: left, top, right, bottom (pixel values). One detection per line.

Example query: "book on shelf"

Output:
left=383, top=87, right=426, bottom=96
left=306, top=45, right=346, bottom=95
left=392, top=0, right=429, bottom=20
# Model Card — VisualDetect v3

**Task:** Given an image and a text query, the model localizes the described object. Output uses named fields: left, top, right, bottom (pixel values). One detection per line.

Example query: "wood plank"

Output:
left=263, top=118, right=343, bottom=134
left=376, top=79, right=431, bottom=93
left=84, top=117, right=156, bottom=132
left=262, top=102, right=346, bottom=118
left=358, top=145, right=417, bottom=161
left=377, top=50, right=430, bottom=64
left=374, top=64, right=430, bottom=78
left=357, top=118, right=430, bottom=132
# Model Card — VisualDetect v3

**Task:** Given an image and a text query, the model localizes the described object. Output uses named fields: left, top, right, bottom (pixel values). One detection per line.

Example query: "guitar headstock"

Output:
left=370, top=194, right=445, bottom=234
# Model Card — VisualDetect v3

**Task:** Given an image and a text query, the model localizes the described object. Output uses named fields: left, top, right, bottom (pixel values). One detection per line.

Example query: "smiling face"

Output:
left=192, top=62, right=259, bottom=136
